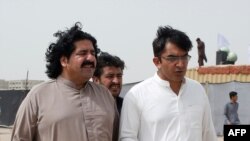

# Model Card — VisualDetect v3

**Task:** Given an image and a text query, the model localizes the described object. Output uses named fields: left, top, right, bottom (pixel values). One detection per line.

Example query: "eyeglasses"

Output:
left=161, top=55, right=191, bottom=63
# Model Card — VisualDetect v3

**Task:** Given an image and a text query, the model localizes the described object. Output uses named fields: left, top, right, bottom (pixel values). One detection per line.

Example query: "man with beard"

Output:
left=119, top=26, right=216, bottom=141
left=11, top=22, right=118, bottom=141
left=93, top=52, right=125, bottom=114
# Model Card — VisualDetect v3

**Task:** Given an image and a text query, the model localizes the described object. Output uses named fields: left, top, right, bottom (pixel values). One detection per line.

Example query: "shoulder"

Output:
left=32, top=79, right=55, bottom=88
left=124, top=77, right=154, bottom=103
left=185, top=77, right=199, bottom=84
left=20, top=80, right=56, bottom=108
left=28, top=79, right=56, bottom=96
left=87, top=81, right=114, bottom=101
left=130, top=77, right=154, bottom=92
left=185, top=77, right=204, bottom=89
left=184, top=77, right=208, bottom=99
left=225, top=102, right=231, bottom=107
left=88, top=81, right=110, bottom=93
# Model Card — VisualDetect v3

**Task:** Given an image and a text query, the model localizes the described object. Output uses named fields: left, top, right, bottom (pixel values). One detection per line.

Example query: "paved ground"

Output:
left=1, top=127, right=224, bottom=141
left=218, top=136, right=224, bottom=141
left=0, top=127, right=12, bottom=141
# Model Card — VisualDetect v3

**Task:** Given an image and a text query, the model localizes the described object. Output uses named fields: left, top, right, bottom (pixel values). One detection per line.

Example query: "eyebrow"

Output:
left=104, top=72, right=123, bottom=75
left=76, top=49, right=95, bottom=53
left=166, top=53, right=188, bottom=57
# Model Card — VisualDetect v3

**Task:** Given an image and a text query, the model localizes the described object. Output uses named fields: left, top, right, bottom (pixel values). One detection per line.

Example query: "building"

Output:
left=8, top=80, right=44, bottom=90
left=0, top=80, right=44, bottom=90
left=0, top=80, right=8, bottom=90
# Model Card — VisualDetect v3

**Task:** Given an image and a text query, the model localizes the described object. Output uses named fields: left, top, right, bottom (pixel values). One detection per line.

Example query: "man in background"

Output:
left=224, top=91, right=240, bottom=125
left=196, top=38, right=207, bottom=66
left=93, top=52, right=125, bottom=114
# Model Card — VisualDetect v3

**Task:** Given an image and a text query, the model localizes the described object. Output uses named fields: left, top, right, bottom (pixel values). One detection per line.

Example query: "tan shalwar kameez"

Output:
left=11, top=76, right=118, bottom=141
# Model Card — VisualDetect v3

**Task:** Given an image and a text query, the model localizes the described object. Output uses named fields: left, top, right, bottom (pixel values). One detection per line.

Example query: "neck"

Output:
left=170, top=81, right=182, bottom=95
left=157, top=71, right=183, bottom=95
left=60, top=73, right=89, bottom=90
left=231, top=100, right=236, bottom=103
left=74, top=81, right=88, bottom=90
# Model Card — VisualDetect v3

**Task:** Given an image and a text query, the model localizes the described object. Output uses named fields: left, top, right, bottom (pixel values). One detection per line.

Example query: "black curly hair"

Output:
left=152, top=26, right=192, bottom=58
left=45, top=22, right=100, bottom=79
left=93, top=52, right=125, bottom=78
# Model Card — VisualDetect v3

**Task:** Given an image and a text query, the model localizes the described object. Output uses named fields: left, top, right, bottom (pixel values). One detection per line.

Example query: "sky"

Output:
left=0, top=0, right=250, bottom=83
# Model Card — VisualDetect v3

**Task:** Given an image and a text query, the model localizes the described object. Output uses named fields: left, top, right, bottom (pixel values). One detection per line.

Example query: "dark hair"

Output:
left=45, top=22, right=99, bottom=79
left=152, top=26, right=192, bottom=57
left=94, top=52, right=125, bottom=78
left=229, top=91, right=237, bottom=99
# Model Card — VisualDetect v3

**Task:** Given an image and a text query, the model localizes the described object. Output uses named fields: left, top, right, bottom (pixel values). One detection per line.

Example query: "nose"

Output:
left=112, top=77, right=120, bottom=84
left=176, top=59, right=185, bottom=68
left=86, top=53, right=95, bottom=61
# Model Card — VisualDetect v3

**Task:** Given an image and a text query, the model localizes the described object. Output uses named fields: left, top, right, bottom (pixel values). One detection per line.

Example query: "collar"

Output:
left=57, top=75, right=89, bottom=90
left=230, top=101, right=238, bottom=104
left=153, top=73, right=186, bottom=87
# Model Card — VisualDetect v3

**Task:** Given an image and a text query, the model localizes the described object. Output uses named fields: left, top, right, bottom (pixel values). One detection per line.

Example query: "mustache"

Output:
left=110, top=84, right=121, bottom=87
left=81, top=61, right=95, bottom=68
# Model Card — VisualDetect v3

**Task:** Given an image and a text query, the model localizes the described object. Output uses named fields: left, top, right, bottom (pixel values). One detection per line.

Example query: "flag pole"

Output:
left=25, top=70, right=29, bottom=96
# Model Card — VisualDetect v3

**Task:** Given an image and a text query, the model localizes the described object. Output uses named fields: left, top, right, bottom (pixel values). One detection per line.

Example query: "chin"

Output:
left=173, top=77, right=184, bottom=82
left=111, top=92, right=120, bottom=97
left=84, top=73, right=94, bottom=78
left=82, top=75, right=92, bottom=81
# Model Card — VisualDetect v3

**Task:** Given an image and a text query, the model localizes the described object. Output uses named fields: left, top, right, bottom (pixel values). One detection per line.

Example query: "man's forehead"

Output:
left=74, top=40, right=94, bottom=48
left=102, top=67, right=123, bottom=73
left=164, top=47, right=187, bottom=56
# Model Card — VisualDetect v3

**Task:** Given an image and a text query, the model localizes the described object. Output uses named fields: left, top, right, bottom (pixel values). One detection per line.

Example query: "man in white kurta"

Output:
left=119, top=26, right=216, bottom=141
left=119, top=74, right=216, bottom=141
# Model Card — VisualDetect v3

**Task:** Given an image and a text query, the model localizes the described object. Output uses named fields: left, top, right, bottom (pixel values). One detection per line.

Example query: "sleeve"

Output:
left=202, top=94, right=217, bottom=141
left=224, top=103, right=230, bottom=124
left=237, top=103, right=240, bottom=124
left=119, top=91, right=140, bottom=141
left=11, top=92, right=38, bottom=141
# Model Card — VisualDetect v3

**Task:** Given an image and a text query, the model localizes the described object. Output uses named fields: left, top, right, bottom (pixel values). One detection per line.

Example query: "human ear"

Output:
left=60, top=56, right=68, bottom=67
left=153, top=57, right=161, bottom=69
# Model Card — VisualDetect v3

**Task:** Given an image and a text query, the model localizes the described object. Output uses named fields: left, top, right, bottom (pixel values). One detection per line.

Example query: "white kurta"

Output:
left=119, top=73, right=217, bottom=141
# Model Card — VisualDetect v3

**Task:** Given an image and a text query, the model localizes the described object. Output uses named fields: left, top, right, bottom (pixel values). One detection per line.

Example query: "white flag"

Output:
left=217, top=33, right=230, bottom=49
